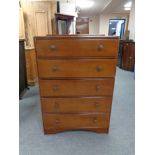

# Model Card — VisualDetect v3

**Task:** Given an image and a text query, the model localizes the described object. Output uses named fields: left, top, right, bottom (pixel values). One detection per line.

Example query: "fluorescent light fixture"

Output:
left=76, top=0, right=94, bottom=9
left=124, top=1, right=132, bottom=8
left=124, top=7, right=131, bottom=11
left=124, top=1, right=132, bottom=11
left=112, top=28, right=116, bottom=30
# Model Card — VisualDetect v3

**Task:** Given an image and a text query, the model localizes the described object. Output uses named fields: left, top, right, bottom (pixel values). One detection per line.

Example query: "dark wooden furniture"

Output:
left=53, top=13, right=74, bottom=34
left=19, top=39, right=28, bottom=99
left=117, top=40, right=123, bottom=67
left=118, top=40, right=135, bottom=71
left=34, top=35, right=119, bottom=134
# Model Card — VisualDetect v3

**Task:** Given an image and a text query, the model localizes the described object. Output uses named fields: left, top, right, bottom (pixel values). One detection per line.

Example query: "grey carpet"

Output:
left=19, top=67, right=135, bottom=155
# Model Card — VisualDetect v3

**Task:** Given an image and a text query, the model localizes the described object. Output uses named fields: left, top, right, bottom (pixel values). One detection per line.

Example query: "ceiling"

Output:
left=76, top=0, right=133, bottom=17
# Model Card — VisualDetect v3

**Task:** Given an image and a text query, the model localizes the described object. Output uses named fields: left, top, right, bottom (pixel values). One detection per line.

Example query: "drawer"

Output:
left=37, top=59, right=117, bottom=78
left=39, top=79, right=114, bottom=97
left=35, top=39, right=119, bottom=58
left=41, top=97, right=112, bottom=113
left=43, top=113, right=110, bottom=131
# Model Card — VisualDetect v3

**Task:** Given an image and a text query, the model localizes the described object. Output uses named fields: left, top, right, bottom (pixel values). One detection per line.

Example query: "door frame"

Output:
left=108, top=19, right=126, bottom=38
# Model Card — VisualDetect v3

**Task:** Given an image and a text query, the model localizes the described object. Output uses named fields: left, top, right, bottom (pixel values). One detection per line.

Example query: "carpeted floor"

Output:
left=19, top=67, right=135, bottom=155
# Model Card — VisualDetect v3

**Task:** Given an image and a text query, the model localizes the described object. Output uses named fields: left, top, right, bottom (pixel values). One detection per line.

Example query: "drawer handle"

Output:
left=97, top=44, right=104, bottom=51
left=52, top=85, right=59, bottom=91
left=96, top=65, right=103, bottom=72
left=55, top=118, right=60, bottom=124
left=49, top=45, right=57, bottom=51
left=93, top=117, right=98, bottom=123
left=96, top=85, right=102, bottom=91
left=129, top=56, right=132, bottom=59
left=52, top=65, right=59, bottom=72
left=54, top=102, right=59, bottom=109
left=94, top=102, right=100, bottom=108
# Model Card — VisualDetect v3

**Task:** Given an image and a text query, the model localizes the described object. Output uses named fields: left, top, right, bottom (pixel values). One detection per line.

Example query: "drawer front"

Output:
left=43, top=113, right=110, bottom=130
left=39, top=79, right=114, bottom=97
left=41, top=97, right=112, bottom=113
left=35, top=39, right=119, bottom=57
left=37, top=59, right=117, bottom=78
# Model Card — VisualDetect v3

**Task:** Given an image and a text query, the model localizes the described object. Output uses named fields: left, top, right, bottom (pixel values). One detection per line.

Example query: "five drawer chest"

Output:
left=34, top=35, right=119, bottom=134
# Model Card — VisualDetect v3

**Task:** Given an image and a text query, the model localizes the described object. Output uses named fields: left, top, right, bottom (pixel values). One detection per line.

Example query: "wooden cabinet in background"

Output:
left=34, top=10, right=48, bottom=36
left=76, top=17, right=89, bottom=34
left=20, top=0, right=56, bottom=47
left=53, top=13, right=75, bottom=34
left=19, top=39, right=28, bottom=99
left=25, top=48, right=38, bottom=85
left=19, top=6, right=25, bottom=39
left=118, top=40, right=135, bottom=71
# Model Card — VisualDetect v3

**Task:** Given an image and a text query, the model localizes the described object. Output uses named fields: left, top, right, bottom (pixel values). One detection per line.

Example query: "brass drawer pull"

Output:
left=96, top=85, right=102, bottom=91
left=52, top=65, right=59, bottom=72
left=97, top=44, right=104, bottom=51
left=52, top=85, right=59, bottom=91
left=49, top=45, right=57, bottom=51
left=94, top=102, right=100, bottom=108
left=96, top=65, right=103, bottom=72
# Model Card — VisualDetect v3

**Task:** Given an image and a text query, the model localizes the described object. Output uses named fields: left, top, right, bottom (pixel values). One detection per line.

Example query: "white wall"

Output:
left=89, top=16, right=100, bottom=34
left=99, top=13, right=129, bottom=36
left=59, top=1, right=77, bottom=16
left=128, top=1, right=135, bottom=40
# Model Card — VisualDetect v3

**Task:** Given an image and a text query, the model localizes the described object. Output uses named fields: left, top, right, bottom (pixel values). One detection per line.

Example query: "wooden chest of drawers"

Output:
left=34, top=35, right=119, bottom=134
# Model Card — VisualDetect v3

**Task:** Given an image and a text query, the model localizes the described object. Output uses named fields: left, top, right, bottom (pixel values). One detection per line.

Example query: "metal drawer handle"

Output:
left=94, top=102, right=100, bottom=108
left=96, top=65, right=103, bottom=72
left=52, top=65, right=59, bottom=72
left=49, top=45, right=57, bottom=51
left=96, top=85, right=102, bottom=91
left=52, top=85, right=59, bottom=91
left=97, top=44, right=104, bottom=51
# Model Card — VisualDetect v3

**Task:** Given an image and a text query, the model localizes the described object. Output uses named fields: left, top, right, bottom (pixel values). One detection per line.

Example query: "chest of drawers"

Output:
left=34, top=35, right=119, bottom=134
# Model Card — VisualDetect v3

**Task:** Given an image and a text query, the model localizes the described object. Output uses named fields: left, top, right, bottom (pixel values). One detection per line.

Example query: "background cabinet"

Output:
left=19, top=4, right=25, bottom=39
left=25, top=48, right=38, bottom=85
left=53, top=13, right=75, bottom=34
left=76, top=17, right=89, bottom=34
left=19, top=40, right=28, bottom=99
left=118, top=40, right=135, bottom=71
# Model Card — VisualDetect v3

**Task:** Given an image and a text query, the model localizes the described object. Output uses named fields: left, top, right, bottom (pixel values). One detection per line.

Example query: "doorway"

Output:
left=108, top=19, right=126, bottom=39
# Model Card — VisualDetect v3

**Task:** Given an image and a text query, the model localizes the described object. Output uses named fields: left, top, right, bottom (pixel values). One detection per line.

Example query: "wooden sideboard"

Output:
left=34, top=35, right=119, bottom=134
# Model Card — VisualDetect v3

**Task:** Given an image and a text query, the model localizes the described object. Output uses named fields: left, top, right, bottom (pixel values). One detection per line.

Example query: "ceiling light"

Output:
left=124, top=1, right=132, bottom=8
left=124, top=7, right=131, bottom=11
left=76, top=0, right=94, bottom=9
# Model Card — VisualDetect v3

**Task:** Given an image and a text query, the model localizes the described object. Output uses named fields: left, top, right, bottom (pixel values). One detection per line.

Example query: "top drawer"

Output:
left=35, top=39, right=119, bottom=58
